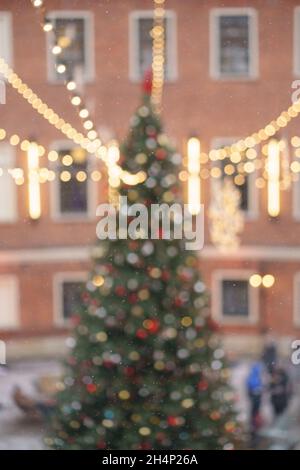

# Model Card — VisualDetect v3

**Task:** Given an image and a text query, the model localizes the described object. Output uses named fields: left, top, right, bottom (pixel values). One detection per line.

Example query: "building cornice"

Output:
left=1, top=244, right=300, bottom=264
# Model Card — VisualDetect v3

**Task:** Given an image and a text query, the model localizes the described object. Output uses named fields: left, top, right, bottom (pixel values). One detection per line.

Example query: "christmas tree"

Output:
left=48, top=77, right=241, bottom=450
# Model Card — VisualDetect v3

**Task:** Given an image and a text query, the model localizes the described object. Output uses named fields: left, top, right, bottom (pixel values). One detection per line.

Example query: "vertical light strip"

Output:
left=267, top=139, right=280, bottom=218
left=107, top=140, right=121, bottom=205
left=152, top=0, right=166, bottom=112
left=187, top=137, right=201, bottom=215
left=27, top=142, right=41, bottom=220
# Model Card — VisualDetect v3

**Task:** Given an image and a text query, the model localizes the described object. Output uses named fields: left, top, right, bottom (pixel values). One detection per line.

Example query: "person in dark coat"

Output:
left=246, top=362, right=264, bottom=441
left=261, top=332, right=278, bottom=375
left=269, top=367, right=292, bottom=417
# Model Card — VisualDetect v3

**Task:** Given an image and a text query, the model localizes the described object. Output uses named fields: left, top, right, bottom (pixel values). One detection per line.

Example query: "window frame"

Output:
left=50, top=140, right=97, bottom=222
left=129, top=9, right=178, bottom=82
left=53, top=271, right=87, bottom=327
left=294, top=7, right=300, bottom=76
left=293, top=272, right=300, bottom=327
left=0, top=11, right=13, bottom=67
left=293, top=169, right=300, bottom=220
left=210, top=137, right=258, bottom=220
left=0, top=143, right=18, bottom=223
left=46, top=10, right=95, bottom=84
left=212, top=269, right=259, bottom=325
left=0, top=275, right=20, bottom=331
left=210, top=8, right=259, bottom=81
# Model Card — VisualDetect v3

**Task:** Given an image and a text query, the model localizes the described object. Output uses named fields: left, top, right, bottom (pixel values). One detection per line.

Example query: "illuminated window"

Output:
left=210, top=138, right=258, bottom=218
left=47, top=11, right=94, bottom=82
left=0, top=144, right=17, bottom=223
left=129, top=10, right=177, bottom=81
left=0, top=12, right=12, bottom=66
left=294, top=8, right=300, bottom=76
left=210, top=8, right=258, bottom=79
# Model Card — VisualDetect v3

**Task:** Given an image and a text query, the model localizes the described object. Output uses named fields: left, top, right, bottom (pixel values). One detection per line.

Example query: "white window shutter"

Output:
left=0, top=143, right=17, bottom=222
left=0, top=276, right=19, bottom=330
left=0, top=12, right=12, bottom=65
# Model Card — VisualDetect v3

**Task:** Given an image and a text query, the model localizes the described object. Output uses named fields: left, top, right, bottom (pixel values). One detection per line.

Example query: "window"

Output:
left=294, top=8, right=300, bottom=76
left=210, top=138, right=258, bottom=218
left=212, top=270, right=259, bottom=324
left=0, top=144, right=17, bottom=223
left=54, top=273, right=87, bottom=325
left=0, top=276, right=19, bottom=330
left=294, top=273, right=300, bottom=327
left=47, top=11, right=94, bottom=82
left=293, top=176, right=300, bottom=220
left=0, top=12, right=12, bottom=66
left=210, top=8, right=258, bottom=79
left=51, top=143, right=95, bottom=220
left=222, top=280, right=249, bottom=317
left=129, top=11, right=177, bottom=81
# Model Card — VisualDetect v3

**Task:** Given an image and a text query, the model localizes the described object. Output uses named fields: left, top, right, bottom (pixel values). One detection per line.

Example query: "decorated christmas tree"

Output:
left=48, top=77, right=241, bottom=450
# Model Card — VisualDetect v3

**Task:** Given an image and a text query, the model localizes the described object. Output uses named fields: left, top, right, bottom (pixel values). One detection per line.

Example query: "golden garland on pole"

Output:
left=152, top=0, right=166, bottom=113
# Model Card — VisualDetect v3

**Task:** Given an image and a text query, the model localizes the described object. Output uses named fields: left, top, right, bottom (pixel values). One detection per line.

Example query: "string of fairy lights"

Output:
left=31, top=0, right=100, bottom=142
left=1, top=0, right=300, bottom=223
left=151, top=0, right=166, bottom=112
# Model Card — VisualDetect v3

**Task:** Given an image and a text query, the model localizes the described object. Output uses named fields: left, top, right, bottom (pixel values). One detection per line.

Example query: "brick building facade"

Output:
left=1, top=0, right=300, bottom=358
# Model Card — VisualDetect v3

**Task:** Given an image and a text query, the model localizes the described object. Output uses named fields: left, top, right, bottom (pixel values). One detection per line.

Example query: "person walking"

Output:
left=246, top=362, right=265, bottom=446
left=270, top=367, right=292, bottom=418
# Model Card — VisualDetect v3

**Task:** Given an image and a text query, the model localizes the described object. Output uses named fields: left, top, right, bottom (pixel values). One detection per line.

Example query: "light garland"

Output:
left=209, top=178, right=244, bottom=252
left=27, top=142, right=41, bottom=220
left=0, top=128, right=147, bottom=187
left=30, top=0, right=100, bottom=140
left=267, top=139, right=281, bottom=218
left=2, top=125, right=300, bottom=189
left=187, top=137, right=201, bottom=215
left=151, top=0, right=166, bottom=112
left=0, top=57, right=99, bottom=152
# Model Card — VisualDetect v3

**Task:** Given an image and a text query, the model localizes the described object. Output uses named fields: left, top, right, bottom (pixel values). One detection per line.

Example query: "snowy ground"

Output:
left=0, top=360, right=62, bottom=450
left=0, top=359, right=298, bottom=450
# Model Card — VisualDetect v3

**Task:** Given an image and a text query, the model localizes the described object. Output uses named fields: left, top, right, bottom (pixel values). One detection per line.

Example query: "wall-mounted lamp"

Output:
left=249, top=273, right=275, bottom=289
left=27, top=141, right=41, bottom=220
left=267, top=139, right=280, bottom=218
left=187, top=137, right=201, bottom=215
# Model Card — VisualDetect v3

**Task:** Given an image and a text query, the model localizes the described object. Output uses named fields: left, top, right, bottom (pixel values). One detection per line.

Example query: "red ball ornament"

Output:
left=103, top=360, right=114, bottom=369
left=161, top=270, right=170, bottom=282
left=124, top=366, right=135, bottom=377
left=67, top=356, right=77, bottom=366
left=147, top=319, right=160, bottom=333
left=129, top=240, right=139, bottom=251
left=155, top=148, right=167, bottom=160
left=136, top=328, right=148, bottom=339
left=97, top=440, right=107, bottom=449
left=174, top=297, right=183, bottom=307
left=128, top=293, right=138, bottom=304
left=197, top=380, right=209, bottom=392
left=86, top=383, right=97, bottom=394
left=143, top=69, right=153, bottom=95
left=167, top=416, right=178, bottom=427
left=115, top=285, right=126, bottom=296
left=140, top=442, right=152, bottom=450
left=81, top=292, right=90, bottom=303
